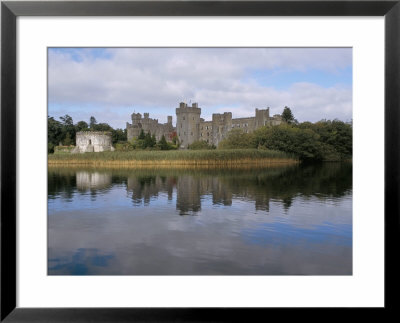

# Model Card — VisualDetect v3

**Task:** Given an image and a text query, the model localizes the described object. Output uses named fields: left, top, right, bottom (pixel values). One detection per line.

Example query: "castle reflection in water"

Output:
left=49, top=163, right=352, bottom=216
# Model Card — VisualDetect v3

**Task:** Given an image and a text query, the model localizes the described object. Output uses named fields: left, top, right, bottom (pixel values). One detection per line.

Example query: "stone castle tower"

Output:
left=212, top=112, right=232, bottom=147
left=126, top=112, right=174, bottom=142
left=127, top=102, right=283, bottom=149
left=176, top=102, right=201, bottom=148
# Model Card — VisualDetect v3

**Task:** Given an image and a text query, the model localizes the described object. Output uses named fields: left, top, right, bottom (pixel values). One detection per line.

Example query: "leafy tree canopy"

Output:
left=218, top=128, right=256, bottom=149
left=282, top=106, right=295, bottom=124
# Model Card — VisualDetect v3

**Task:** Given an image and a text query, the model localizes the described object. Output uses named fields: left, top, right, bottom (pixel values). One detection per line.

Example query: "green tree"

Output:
left=282, top=106, right=295, bottom=124
left=60, top=114, right=73, bottom=127
left=158, top=135, right=169, bottom=150
left=311, top=119, right=352, bottom=159
left=188, top=140, right=216, bottom=150
left=138, top=129, right=145, bottom=140
left=144, top=132, right=154, bottom=148
left=60, top=114, right=76, bottom=144
left=218, top=129, right=256, bottom=149
left=151, top=134, right=157, bottom=147
left=92, top=122, right=113, bottom=132
left=111, top=128, right=127, bottom=144
left=63, top=132, right=72, bottom=146
left=75, top=121, right=89, bottom=132
left=89, top=116, right=97, bottom=129
left=48, top=116, right=63, bottom=153
left=254, top=124, right=324, bottom=161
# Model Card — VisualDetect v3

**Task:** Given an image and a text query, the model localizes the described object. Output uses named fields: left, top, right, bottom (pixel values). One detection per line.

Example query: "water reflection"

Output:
left=76, top=172, right=112, bottom=191
left=49, top=163, right=352, bottom=215
left=48, top=163, right=352, bottom=275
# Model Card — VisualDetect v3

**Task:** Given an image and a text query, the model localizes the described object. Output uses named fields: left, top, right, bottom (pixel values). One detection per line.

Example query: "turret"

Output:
left=176, top=102, right=201, bottom=148
left=212, top=112, right=232, bottom=147
left=255, top=108, right=270, bottom=128
left=131, top=113, right=142, bottom=125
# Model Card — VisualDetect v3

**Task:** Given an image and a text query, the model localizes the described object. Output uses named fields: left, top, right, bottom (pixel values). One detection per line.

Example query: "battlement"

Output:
left=176, top=102, right=201, bottom=114
left=126, top=112, right=174, bottom=142
left=212, top=112, right=232, bottom=122
left=76, top=131, right=112, bottom=136
left=128, top=102, right=282, bottom=148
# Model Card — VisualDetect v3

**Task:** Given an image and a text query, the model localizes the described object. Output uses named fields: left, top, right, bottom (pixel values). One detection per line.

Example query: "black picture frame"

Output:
left=1, top=0, right=399, bottom=321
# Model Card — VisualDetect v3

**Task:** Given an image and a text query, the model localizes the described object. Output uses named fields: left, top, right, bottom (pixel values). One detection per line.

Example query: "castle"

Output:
left=126, top=102, right=283, bottom=148
left=72, top=131, right=115, bottom=153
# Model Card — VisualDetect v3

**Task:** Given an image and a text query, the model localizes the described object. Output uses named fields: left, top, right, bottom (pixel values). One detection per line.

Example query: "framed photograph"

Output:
left=1, top=0, right=399, bottom=321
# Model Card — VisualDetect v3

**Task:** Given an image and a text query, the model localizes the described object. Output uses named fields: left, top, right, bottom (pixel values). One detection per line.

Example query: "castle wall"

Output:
left=199, top=121, right=213, bottom=143
left=231, top=117, right=256, bottom=133
left=73, top=132, right=114, bottom=153
left=127, top=113, right=174, bottom=142
left=126, top=103, right=283, bottom=149
left=269, top=114, right=283, bottom=126
left=255, top=108, right=271, bottom=128
left=212, top=112, right=232, bottom=147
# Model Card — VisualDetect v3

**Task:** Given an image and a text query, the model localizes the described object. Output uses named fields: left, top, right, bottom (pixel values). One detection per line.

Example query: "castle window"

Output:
left=184, top=132, right=186, bottom=135
left=183, top=117, right=185, bottom=120
left=207, top=132, right=209, bottom=136
left=201, top=133, right=203, bottom=137
left=191, top=132, right=193, bottom=136
left=193, top=117, right=195, bottom=120
left=181, top=124, right=182, bottom=128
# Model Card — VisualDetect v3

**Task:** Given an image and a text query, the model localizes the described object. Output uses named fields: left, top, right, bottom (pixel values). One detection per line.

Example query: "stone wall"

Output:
left=126, top=112, right=175, bottom=142
left=72, top=132, right=115, bottom=153
left=127, top=102, right=283, bottom=148
left=176, top=102, right=201, bottom=148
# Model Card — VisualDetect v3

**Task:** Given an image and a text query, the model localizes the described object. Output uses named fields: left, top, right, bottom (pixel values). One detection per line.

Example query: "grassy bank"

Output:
left=48, top=149, right=298, bottom=167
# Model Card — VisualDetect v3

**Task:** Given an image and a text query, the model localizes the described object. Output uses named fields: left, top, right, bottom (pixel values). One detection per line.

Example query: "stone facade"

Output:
left=126, top=113, right=175, bottom=142
left=72, top=131, right=115, bottom=153
left=127, top=102, right=283, bottom=149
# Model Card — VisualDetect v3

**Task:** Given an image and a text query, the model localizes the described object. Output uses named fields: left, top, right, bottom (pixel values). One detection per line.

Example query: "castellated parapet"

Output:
left=127, top=102, right=283, bottom=149
left=176, top=102, right=202, bottom=148
left=126, top=112, right=175, bottom=142
left=72, top=131, right=115, bottom=153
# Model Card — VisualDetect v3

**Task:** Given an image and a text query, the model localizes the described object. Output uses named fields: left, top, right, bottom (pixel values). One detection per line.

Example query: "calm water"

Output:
left=48, top=163, right=352, bottom=275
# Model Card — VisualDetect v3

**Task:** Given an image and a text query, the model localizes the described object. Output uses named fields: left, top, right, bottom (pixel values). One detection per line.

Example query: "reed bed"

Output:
left=48, top=149, right=298, bottom=167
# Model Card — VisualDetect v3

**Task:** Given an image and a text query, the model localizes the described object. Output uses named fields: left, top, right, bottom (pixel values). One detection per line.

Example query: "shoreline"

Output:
left=48, top=158, right=299, bottom=168
left=48, top=149, right=299, bottom=168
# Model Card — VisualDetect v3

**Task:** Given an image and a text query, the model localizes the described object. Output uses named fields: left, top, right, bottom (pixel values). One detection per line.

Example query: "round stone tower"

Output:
left=176, top=102, right=201, bottom=148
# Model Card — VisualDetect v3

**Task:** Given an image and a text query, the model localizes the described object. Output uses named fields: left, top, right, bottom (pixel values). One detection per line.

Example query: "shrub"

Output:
left=218, top=129, right=256, bottom=149
left=254, top=124, right=324, bottom=161
left=115, top=141, right=135, bottom=152
left=188, top=140, right=216, bottom=150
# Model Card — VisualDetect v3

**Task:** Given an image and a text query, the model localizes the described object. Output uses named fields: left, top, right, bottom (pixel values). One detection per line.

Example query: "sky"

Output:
left=48, top=47, right=352, bottom=129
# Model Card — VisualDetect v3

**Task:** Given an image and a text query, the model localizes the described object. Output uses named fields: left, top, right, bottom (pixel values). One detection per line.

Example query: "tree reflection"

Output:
left=48, top=163, right=352, bottom=214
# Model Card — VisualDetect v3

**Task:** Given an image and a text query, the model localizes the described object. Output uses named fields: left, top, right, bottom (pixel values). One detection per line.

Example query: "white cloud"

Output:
left=48, top=48, right=352, bottom=127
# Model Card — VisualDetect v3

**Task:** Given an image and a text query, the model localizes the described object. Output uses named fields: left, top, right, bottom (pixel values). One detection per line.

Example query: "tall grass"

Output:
left=48, top=149, right=298, bottom=167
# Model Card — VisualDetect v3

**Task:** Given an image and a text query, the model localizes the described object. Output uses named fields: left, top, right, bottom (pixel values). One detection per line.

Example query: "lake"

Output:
left=48, top=162, right=352, bottom=275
